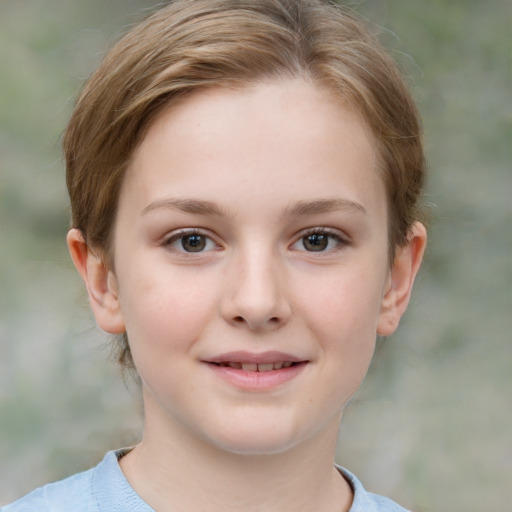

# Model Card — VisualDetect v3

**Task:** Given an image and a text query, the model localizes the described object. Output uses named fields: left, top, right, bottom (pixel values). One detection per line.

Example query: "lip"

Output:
left=202, top=351, right=309, bottom=391
left=205, top=351, right=306, bottom=365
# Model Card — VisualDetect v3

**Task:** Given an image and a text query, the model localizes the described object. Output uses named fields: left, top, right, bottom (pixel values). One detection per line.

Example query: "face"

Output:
left=93, top=80, right=402, bottom=455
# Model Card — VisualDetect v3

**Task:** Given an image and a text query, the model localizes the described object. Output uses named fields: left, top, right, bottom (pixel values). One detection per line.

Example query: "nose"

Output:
left=220, top=247, right=292, bottom=331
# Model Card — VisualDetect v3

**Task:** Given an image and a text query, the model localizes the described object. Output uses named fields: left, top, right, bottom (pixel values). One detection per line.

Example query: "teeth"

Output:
left=227, top=362, right=295, bottom=372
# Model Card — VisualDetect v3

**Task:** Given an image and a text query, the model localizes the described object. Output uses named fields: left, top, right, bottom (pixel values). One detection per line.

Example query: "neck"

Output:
left=120, top=400, right=352, bottom=512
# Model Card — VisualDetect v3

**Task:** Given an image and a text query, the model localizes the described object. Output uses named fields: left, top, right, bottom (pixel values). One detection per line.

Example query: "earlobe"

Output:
left=377, top=222, right=427, bottom=336
left=67, top=228, right=126, bottom=334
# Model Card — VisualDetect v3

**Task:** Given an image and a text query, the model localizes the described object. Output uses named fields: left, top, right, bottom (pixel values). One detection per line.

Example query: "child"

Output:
left=3, top=0, right=427, bottom=510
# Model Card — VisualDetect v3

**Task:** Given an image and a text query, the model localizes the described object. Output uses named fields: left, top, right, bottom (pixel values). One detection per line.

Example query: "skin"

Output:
left=68, top=79, right=426, bottom=512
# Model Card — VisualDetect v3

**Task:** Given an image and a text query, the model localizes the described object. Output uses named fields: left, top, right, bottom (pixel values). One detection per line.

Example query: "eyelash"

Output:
left=162, top=227, right=349, bottom=255
left=292, top=227, right=349, bottom=253
left=163, top=229, right=219, bottom=254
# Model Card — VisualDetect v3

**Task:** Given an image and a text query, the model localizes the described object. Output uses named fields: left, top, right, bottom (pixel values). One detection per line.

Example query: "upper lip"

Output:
left=204, top=351, right=307, bottom=365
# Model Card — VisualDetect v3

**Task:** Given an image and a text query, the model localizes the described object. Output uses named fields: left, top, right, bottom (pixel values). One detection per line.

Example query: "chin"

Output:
left=200, top=419, right=313, bottom=457
left=214, top=436, right=301, bottom=457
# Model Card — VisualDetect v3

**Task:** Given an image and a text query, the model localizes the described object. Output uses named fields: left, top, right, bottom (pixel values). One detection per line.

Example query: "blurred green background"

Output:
left=0, top=1, right=510, bottom=510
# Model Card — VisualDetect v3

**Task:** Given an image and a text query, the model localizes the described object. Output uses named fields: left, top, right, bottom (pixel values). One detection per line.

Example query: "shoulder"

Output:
left=1, top=466, right=96, bottom=512
left=336, top=465, right=412, bottom=512
left=2, top=449, right=153, bottom=512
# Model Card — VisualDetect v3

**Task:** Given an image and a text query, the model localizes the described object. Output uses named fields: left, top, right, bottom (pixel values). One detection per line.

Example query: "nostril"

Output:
left=231, top=315, right=281, bottom=327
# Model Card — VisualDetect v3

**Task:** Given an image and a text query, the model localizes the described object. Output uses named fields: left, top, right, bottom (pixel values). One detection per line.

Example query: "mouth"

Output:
left=204, top=351, right=307, bottom=370
left=211, top=361, right=301, bottom=372
left=203, top=351, right=308, bottom=389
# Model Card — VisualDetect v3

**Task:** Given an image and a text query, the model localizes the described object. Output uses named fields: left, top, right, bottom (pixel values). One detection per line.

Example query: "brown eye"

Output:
left=291, top=229, right=346, bottom=253
left=181, top=234, right=207, bottom=252
left=165, top=230, right=217, bottom=253
left=302, top=233, right=329, bottom=251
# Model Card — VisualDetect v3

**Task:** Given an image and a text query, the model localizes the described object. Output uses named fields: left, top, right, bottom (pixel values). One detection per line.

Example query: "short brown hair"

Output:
left=64, top=0, right=427, bottom=368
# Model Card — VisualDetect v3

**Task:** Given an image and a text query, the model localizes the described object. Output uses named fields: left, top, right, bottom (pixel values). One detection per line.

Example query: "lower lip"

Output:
left=205, top=362, right=307, bottom=391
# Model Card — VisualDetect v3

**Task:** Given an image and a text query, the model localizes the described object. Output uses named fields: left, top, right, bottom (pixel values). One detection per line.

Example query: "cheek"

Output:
left=117, top=265, right=219, bottom=360
left=296, top=265, right=385, bottom=389
left=299, top=265, right=386, bottom=339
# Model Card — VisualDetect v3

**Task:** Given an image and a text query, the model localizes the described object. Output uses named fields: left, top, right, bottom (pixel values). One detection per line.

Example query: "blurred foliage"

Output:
left=1, top=1, right=511, bottom=510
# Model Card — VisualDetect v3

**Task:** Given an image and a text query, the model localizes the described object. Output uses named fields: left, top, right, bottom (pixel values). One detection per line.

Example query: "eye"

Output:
left=165, top=230, right=218, bottom=253
left=292, top=229, right=346, bottom=253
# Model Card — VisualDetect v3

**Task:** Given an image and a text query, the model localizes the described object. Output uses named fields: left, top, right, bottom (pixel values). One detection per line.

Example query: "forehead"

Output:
left=122, top=78, right=385, bottom=221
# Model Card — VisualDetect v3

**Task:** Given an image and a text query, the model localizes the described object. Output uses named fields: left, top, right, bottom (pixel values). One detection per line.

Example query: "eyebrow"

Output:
left=284, top=198, right=366, bottom=217
left=141, top=197, right=366, bottom=218
left=141, top=198, right=227, bottom=217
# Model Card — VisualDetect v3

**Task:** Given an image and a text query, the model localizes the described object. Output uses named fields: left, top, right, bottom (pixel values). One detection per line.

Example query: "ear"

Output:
left=377, top=222, right=427, bottom=336
left=67, top=228, right=126, bottom=334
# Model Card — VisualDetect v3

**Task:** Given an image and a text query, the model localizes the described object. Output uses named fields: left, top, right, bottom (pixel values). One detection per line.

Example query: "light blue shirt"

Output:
left=2, top=449, right=410, bottom=511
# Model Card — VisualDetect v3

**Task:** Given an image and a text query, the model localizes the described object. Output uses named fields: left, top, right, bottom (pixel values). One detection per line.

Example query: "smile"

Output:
left=213, top=361, right=297, bottom=372
left=203, top=352, right=308, bottom=390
